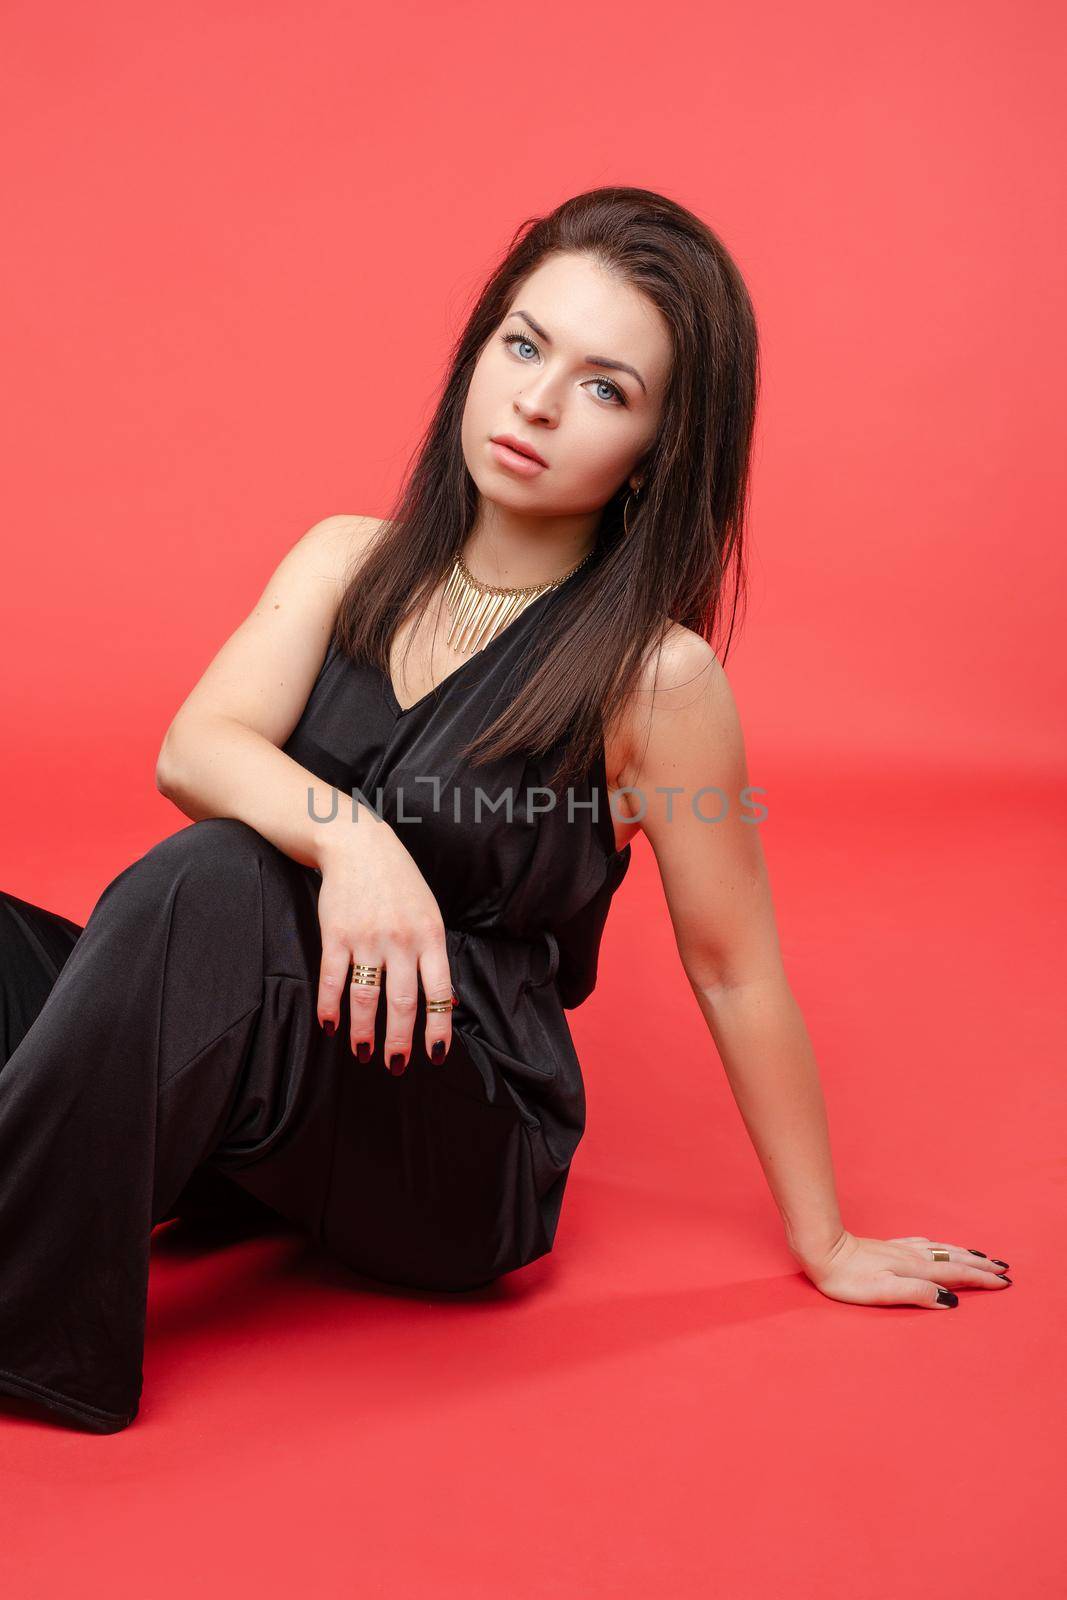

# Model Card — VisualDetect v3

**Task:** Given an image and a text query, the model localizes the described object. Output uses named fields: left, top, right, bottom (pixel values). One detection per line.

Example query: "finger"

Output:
left=900, top=1241, right=1011, bottom=1283
left=318, top=932, right=355, bottom=1037
left=383, top=948, right=419, bottom=1076
left=348, top=948, right=385, bottom=1062
left=933, top=1241, right=1011, bottom=1274
left=889, top=1235, right=1010, bottom=1272
left=909, top=1262, right=1012, bottom=1290
left=871, top=1273, right=962, bottom=1309
left=419, top=937, right=455, bottom=1065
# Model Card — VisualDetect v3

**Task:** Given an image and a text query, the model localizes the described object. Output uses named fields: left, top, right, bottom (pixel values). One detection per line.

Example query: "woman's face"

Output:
left=461, top=252, right=671, bottom=518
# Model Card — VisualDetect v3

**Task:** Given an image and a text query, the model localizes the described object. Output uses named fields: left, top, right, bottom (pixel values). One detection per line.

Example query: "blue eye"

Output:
left=499, top=330, right=628, bottom=407
left=502, top=332, right=538, bottom=362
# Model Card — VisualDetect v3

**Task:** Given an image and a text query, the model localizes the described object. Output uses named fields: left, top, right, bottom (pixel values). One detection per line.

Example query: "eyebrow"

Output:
left=505, top=308, right=647, bottom=394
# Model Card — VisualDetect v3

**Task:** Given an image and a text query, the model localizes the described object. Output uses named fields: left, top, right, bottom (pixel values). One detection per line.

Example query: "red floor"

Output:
left=1, top=751, right=1060, bottom=1597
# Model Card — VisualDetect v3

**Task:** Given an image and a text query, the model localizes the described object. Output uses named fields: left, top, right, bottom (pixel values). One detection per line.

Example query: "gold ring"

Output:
left=351, top=962, right=384, bottom=988
left=929, top=1247, right=951, bottom=1262
left=426, top=987, right=458, bottom=1014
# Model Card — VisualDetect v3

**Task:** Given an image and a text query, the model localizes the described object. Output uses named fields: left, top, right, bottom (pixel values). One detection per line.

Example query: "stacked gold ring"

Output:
left=351, top=963, right=384, bottom=989
left=426, top=989, right=459, bottom=1014
left=350, top=966, right=457, bottom=1011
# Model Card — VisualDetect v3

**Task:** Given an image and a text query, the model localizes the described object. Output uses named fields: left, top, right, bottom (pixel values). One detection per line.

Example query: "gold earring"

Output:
left=622, top=482, right=643, bottom=537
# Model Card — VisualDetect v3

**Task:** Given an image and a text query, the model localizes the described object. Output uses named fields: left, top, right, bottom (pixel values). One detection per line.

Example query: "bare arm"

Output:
left=155, top=513, right=379, bottom=868
left=620, top=632, right=1013, bottom=1309
left=621, top=629, right=844, bottom=1267
left=155, top=513, right=457, bottom=1072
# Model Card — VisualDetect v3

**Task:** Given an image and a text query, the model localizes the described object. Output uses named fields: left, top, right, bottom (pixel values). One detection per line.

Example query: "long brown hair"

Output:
left=334, top=185, right=761, bottom=792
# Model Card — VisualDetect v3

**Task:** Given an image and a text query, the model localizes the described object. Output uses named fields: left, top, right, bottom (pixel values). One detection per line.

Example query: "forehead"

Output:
left=510, top=254, right=672, bottom=385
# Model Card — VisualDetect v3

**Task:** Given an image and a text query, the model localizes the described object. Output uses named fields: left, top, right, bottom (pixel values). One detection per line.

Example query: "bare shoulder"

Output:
left=156, top=513, right=388, bottom=762
left=298, top=512, right=386, bottom=598
left=606, top=621, right=737, bottom=796
left=642, top=621, right=724, bottom=698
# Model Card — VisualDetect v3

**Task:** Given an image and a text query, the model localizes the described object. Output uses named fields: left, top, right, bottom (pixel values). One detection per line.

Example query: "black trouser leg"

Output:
left=0, top=818, right=330, bottom=1433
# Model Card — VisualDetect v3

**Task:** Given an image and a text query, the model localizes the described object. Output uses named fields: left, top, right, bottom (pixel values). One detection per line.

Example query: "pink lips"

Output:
left=489, top=435, right=548, bottom=477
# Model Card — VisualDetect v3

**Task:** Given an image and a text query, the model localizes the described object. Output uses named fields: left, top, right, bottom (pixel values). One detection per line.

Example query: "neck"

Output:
left=463, top=504, right=599, bottom=588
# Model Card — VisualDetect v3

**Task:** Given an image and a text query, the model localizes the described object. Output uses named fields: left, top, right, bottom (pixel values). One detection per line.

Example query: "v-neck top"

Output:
left=383, top=573, right=577, bottom=719
left=280, top=567, right=632, bottom=1204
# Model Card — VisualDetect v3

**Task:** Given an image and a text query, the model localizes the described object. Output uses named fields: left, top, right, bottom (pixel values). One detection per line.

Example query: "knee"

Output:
left=93, top=818, right=269, bottom=931
left=89, top=820, right=319, bottom=985
left=148, top=818, right=268, bottom=894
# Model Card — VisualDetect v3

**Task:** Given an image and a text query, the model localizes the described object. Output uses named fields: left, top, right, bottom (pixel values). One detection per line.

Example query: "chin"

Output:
left=474, top=475, right=546, bottom=509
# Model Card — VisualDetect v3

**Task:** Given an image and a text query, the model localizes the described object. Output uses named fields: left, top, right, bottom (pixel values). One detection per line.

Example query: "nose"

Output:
left=514, top=373, right=560, bottom=426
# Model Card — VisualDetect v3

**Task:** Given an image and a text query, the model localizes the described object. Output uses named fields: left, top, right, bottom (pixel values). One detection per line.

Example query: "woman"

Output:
left=0, top=187, right=1010, bottom=1435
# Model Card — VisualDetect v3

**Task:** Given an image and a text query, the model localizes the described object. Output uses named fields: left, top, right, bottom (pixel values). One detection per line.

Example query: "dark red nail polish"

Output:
left=431, top=1040, right=446, bottom=1063
left=935, top=1288, right=958, bottom=1307
left=356, top=1041, right=371, bottom=1062
left=321, top=1019, right=335, bottom=1036
left=967, top=1249, right=987, bottom=1258
left=389, top=1053, right=406, bottom=1076
left=992, top=1259, right=1009, bottom=1268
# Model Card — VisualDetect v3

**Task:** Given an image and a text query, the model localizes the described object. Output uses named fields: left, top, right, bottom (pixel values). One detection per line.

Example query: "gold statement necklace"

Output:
left=442, top=548, right=595, bottom=654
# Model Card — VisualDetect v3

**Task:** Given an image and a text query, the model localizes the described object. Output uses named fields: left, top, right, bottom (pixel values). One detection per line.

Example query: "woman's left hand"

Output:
left=793, top=1230, right=1012, bottom=1309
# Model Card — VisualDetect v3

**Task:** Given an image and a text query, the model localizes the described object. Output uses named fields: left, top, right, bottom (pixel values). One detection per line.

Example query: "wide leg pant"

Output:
left=0, top=819, right=545, bottom=1435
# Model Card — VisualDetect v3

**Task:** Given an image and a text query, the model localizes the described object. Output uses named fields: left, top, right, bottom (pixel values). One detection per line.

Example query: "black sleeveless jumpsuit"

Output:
left=0, top=576, right=632, bottom=1432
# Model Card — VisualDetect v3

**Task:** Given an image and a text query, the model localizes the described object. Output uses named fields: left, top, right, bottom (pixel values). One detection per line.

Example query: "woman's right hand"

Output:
left=313, top=811, right=454, bottom=1075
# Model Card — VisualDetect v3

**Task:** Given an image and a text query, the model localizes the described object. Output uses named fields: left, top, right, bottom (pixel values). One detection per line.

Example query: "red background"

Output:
left=1, top=1, right=1063, bottom=1595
